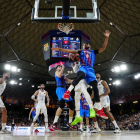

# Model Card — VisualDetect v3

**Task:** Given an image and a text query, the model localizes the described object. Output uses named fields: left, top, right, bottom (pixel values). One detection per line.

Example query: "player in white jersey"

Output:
left=71, top=62, right=101, bottom=132
left=95, top=73, right=121, bottom=133
left=0, top=72, right=11, bottom=134
left=31, top=84, right=50, bottom=132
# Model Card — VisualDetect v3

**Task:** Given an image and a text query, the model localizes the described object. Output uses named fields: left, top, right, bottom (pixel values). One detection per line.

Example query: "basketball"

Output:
left=71, top=53, right=80, bottom=62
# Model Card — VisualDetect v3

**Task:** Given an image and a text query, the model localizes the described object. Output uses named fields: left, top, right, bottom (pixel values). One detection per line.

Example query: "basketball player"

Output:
left=29, top=102, right=39, bottom=132
left=51, top=62, right=76, bottom=130
left=52, top=30, right=111, bottom=124
left=72, top=62, right=101, bottom=132
left=0, top=72, right=11, bottom=134
left=79, top=94, right=90, bottom=132
left=31, top=84, right=50, bottom=132
left=95, top=73, right=121, bottom=133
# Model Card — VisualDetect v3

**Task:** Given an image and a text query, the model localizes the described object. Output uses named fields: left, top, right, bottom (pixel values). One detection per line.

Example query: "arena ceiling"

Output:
left=0, top=0, right=140, bottom=85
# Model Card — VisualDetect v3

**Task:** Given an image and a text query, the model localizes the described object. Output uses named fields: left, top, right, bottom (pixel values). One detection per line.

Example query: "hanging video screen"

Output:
left=51, top=37, right=80, bottom=58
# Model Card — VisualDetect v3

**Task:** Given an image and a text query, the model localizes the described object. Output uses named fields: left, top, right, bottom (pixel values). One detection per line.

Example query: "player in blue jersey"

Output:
left=79, top=94, right=90, bottom=132
left=51, top=30, right=111, bottom=124
left=51, top=62, right=76, bottom=130
left=29, top=102, right=39, bottom=132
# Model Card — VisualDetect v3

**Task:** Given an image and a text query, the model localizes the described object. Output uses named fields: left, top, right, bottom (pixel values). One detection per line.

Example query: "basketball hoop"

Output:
left=58, top=23, right=74, bottom=34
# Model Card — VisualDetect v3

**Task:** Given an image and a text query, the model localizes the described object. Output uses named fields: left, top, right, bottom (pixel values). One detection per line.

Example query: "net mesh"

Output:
left=58, top=23, right=74, bottom=34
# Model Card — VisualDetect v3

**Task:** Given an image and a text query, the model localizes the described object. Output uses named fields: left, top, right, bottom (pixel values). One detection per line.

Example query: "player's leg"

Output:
left=63, top=71, right=85, bottom=100
left=90, top=116, right=101, bottom=133
left=30, top=107, right=40, bottom=132
left=0, top=99, right=11, bottom=134
left=52, top=99, right=65, bottom=130
left=80, top=83, right=95, bottom=118
left=79, top=117, right=84, bottom=132
left=85, top=110, right=90, bottom=132
left=42, top=107, right=50, bottom=132
left=104, top=97, right=121, bottom=133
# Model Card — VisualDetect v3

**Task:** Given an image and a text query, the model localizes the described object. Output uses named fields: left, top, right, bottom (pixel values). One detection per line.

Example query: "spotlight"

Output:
left=134, top=75, right=139, bottom=79
left=133, top=101, right=138, bottom=103
left=119, top=104, right=121, bottom=106
left=38, top=86, right=40, bottom=88
left=114, top=66, right=120, bottom=72
left=15, top=82, right=17, bottom=84
left=5, top=64, right=11, bottom=70
left=120, top=65, right=127, bottom=71
left=19, top=83, right=22, bottom=85
left=109, top=78, right=112, bottom=81
left=19, top=78, right=22, bottom=80
left=17, top=69, right=21, bottom=72
left=109, top=83, right=112, bottom=85
left=113, top=82, right=116, bottom=85
left=11, top=66, right=17, bottom=72
left=10, top=80, right=15, bottom=84
left=110, top=22, right=113, bottom=25
left=32, top=85, right=35, bottom=87
left=111, top=69, right=114, bottom=72
left=116, top=80, right=120, bottom=85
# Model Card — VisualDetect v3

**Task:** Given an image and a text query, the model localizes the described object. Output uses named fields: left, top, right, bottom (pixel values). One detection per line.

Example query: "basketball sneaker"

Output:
left=45, top=128, right=51, bottom=132
left=78, top=128, right=83, bottom=132
left=114, top=128, right=121, bottom=133
left=71, top=116, right=83, bottom=125
left=51, top=124, right=59, bottom=130
left=96, top=109, right=108, bottom=119
left=91, top=128, right=101, bottom=133
left=30, top=125, right=34, bottom=132
left=67, top=123, right=77, bottom=129
left=63, top=90, right=71, bottom=100
left=0, top=128, right=11, bottom=134
left=35, top=129, right=39, bottom=132
left=89, top=108, right=96, bottom=118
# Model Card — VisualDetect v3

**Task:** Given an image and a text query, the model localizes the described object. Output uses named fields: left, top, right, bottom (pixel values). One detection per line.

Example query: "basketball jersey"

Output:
left=32, top=107, right=36, bottom=117
left=80, top=95, right=89, bottom=110
left=80, top=49, right=96, bottom=68
left=37, top=89, right=46, bottom=103
left=97, top=80, right=106, bottom=95
left=55, top=75, right=66, bottom=88
left=0, top=80, right=6, bottom=96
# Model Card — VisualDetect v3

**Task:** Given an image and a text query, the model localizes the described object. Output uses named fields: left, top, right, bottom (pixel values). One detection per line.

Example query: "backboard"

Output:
left=31, top=0, right=100, bottom=23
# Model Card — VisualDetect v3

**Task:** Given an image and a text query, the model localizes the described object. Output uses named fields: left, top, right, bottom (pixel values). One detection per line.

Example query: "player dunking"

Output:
left=95, top=73, right=121, bottom=133
left=52, top=30, right=111, bottom=124
left=0, top=72, right=11, bottom=134
left=29, top=102, right=39, bottom=132
left=51, top=62, right=76, bottom=130
left=31, top=84, right=50, bottom=132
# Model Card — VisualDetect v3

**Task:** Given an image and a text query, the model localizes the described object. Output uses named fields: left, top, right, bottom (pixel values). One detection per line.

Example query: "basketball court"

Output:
left=0, top=131, right=140, bottom=140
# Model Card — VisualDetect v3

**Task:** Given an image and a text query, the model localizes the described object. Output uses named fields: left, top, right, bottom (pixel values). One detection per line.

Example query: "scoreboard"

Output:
left=51, top=37, right=80, bottom=58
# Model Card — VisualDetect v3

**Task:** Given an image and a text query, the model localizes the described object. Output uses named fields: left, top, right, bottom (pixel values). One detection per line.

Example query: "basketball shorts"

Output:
left=80, top=109, right=89, bottom=118
left=36, top=103, right=47, bottom=114
left=100, top=95, right=110, bottom=111
left=56, top=87, right=73, bottom=102
left=78, top=65, right=97, bottom=84
left=0, top=97, right=5, bottom=109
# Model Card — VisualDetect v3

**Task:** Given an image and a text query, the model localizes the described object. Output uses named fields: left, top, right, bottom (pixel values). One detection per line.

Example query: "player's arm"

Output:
left=51, top=46, right=78, bottom=54
left=0, top=78, right=4, bottom=84
left=46, top=91, right=49, bottom=106
left=28, top=108, right=33, bottom=120
left=65, top=78, right=73, bottom=83
left=100, top=80, right=110, bottom=98
left=31, top=90, right=39, bottom=102
left=55, top=62, right=65, bottom=78
left=98, top=30, right=111, bottom=53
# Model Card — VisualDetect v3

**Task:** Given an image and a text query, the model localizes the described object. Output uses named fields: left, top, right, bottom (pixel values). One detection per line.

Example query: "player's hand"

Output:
left=28, top=118, right=30, bottom=121
left=34, top=99, right=38, bottom=103
left=103, top=30, right=111, bottom=38
left=47, top=103, right=49, bottom=106
left=69, top=53, right=73, bottom=60
left=100, top=95, right=103, bottom=98
left=51, top=46, right=60, bottom=51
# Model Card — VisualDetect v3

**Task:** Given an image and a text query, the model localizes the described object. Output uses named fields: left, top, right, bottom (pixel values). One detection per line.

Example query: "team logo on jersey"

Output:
left=86, top=54, right=89, bottom=58
left=44, top=43, right=49, bottom=51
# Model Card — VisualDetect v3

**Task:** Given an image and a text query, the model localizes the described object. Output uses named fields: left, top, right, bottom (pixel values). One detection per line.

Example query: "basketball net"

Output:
left=58, top=23, right=74, bottom=34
